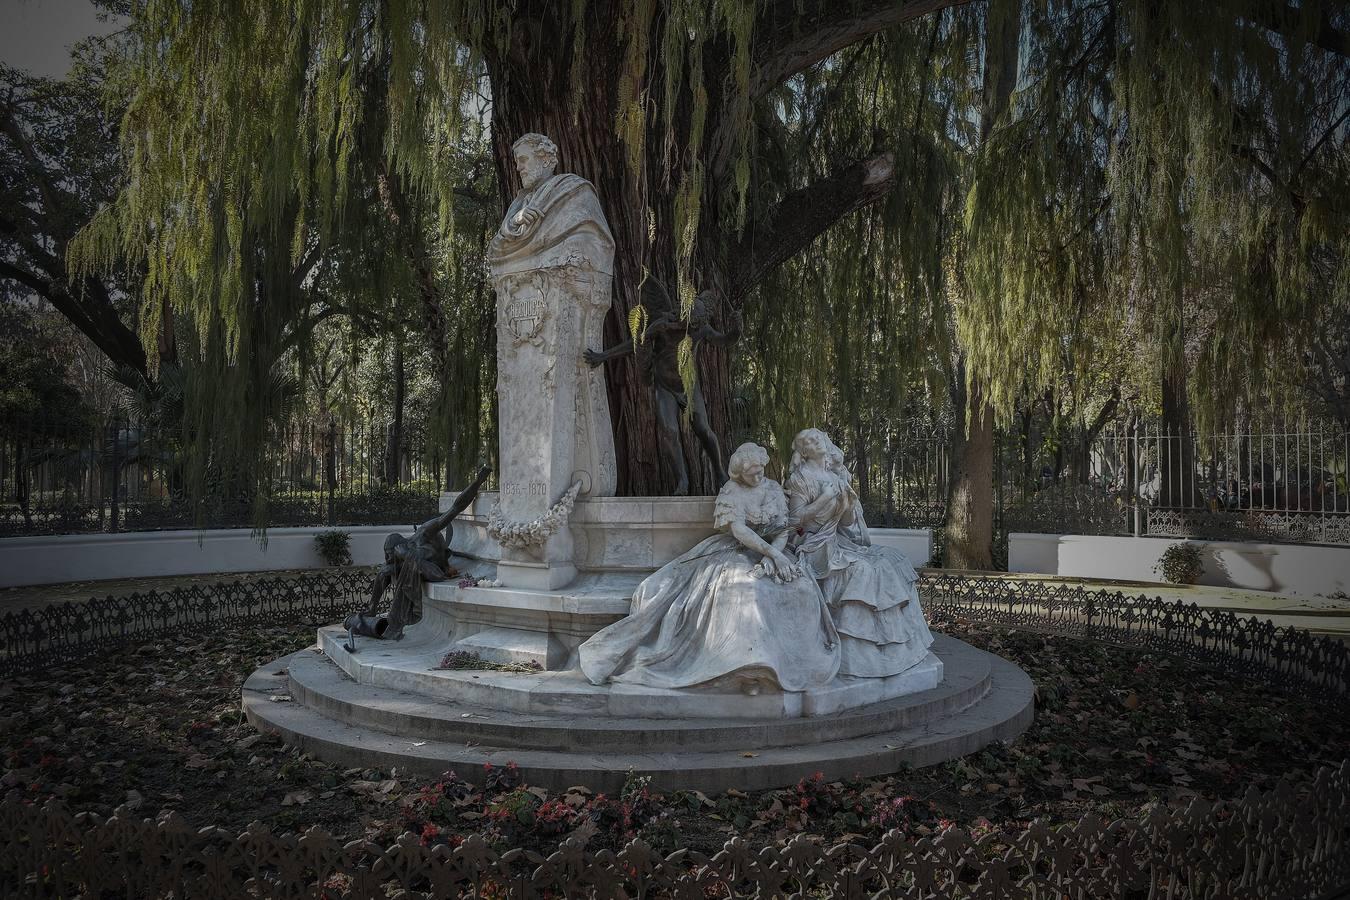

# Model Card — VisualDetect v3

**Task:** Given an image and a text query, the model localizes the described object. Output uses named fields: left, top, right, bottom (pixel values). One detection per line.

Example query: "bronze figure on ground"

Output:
left=344, top=464, right=492, bottom=648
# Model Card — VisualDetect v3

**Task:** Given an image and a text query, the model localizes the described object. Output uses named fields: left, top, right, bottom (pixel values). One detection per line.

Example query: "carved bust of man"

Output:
left=487, top=133, right=614, bottom=278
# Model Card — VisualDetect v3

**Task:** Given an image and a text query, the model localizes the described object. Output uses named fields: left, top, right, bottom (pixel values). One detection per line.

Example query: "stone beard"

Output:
left=487, top=153, right=617, bottom=586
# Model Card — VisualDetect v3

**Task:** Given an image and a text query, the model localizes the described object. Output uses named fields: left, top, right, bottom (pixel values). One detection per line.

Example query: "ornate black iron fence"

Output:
left=0, top=569, right=371, bottom=677
left=4, top=763, right=1347, bottom=899
left=853, top=420, right=1350, bottom=546
left=0, top=417, right=446, bottom=536
left=921, top=575, right=1349, bottom=708
left=1, top=571, right=1347, bottom=897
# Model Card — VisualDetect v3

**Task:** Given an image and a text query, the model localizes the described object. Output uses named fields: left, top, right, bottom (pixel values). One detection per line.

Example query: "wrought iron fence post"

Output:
left=108, top=421, right=121, bottom=534
left=325, top=419, right=337, bottom=527
left=1131, top=421, right=1142, bottom=538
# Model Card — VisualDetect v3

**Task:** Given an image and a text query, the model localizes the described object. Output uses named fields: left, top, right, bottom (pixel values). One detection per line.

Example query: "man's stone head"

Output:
left=512, top=133, right=558, bottom=191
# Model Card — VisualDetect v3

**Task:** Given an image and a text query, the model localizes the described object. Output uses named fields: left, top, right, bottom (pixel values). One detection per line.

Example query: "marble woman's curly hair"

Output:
left=727, top=442, right=770, bottom=482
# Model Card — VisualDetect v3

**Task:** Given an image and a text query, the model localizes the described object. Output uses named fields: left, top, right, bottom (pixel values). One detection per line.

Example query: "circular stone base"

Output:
left=243, top=634, right=1033, bottom=793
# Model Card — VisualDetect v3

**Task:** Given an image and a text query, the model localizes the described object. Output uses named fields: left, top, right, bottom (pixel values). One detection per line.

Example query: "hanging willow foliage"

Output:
left=68, top=0, right=768, bottom=500
left=739, top=10, right=975, bottom=463
left=63, top=0, right=1345, bottom=509
left=961, top=0, right=1349, bottom=429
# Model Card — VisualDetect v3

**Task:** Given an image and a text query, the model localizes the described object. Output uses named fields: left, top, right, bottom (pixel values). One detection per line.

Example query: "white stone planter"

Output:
left=1008, top=532, right=1350, bottom=596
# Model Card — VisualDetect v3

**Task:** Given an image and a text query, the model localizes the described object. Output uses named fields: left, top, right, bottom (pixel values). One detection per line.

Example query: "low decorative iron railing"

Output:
left=0, top=569, right=371, bottom=678
left=1146, top=507, right=1350, bottom=544
left=1, top=570, right=1346, bottom=897
left=4, top=763, right=1347, bottom=899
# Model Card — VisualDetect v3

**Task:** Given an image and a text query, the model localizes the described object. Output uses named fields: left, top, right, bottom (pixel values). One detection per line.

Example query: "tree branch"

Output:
left=376, top=159, right=449, bottom=369
left=1294, top=104, right=1350, bottom=179
left=0, top=259, right=57, bottom=301
left=750, top=0, right=976, bottom=98
left=0, top=259, right=148, bottom=377
left=0, top=108, right=67, bottom=217
left=291, top=240, right=324, bottom=292
left=727, top=150, right=896, bottom=301
left=1249, top=3, right=1350, bottom=58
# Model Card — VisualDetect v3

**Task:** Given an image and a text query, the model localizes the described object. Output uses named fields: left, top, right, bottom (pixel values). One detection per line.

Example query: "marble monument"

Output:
left=244, top=134, right=1033, bottom=792
left=487, top=132, right=617, bottom=590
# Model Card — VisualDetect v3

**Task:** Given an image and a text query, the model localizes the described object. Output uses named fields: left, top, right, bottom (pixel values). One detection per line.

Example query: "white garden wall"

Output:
left=868, top=528, right=934, bottom=568
left=1008, top=532, right=1350, bottom=597
left=0, top=523, right=933, bottom=590
left=0, top=525, right=411, bottom=589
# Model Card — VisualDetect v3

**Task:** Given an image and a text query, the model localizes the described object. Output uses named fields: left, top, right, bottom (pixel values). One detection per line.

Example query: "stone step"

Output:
left=283, top=636, right=993, bottom=753
left=243, top=648, right=1034, bottom=794
left=319, top=626, right=949, bottom=719
left=424, top=574, right=644, bottom=613
left=418, top=574, right=641, bottom=669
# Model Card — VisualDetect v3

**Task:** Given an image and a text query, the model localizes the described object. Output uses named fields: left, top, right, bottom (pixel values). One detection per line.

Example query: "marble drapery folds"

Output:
left=578, top=473, right=839, bottom=692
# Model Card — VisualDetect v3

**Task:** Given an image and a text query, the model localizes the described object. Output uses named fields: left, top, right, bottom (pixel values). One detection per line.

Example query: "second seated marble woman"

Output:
left=786, top=428, right=935, bottom=678
left=579, top=443, right=839, bottom=693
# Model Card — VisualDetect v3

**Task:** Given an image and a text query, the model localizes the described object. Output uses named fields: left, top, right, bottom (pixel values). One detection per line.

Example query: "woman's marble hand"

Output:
left=768, top=551, right=800, bottom=582
left=808, top=487, right=848, bottom=524
left=751, top=550, right=798, bottom=582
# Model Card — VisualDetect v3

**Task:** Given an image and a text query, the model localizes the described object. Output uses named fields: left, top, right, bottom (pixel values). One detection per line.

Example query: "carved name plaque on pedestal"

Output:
left=486, top=133, right=616, bottom=589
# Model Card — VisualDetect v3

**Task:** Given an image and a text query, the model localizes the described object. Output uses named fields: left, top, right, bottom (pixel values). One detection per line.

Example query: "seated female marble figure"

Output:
left=579, top=442, right=839, bottom=693
left=786, top=428, right=934, bottom=679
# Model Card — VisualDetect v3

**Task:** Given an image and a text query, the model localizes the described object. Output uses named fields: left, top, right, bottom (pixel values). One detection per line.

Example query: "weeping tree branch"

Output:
left=1249, top=3, right=1350, bottom=58
left=713, top=0, right=970, bottom=299
left=750, top=0, right=976, bottom=98
left=726, top=150, right=896, bottom=302
left=375, top=159, right=449, bottom=371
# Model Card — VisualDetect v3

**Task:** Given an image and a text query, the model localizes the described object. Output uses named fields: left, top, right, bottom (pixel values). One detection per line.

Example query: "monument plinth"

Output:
left=487, top=133, right=617, bottom=590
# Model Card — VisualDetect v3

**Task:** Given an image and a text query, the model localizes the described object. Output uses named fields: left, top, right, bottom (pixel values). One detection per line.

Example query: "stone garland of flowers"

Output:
left=486, top=480, right=583, bottom=549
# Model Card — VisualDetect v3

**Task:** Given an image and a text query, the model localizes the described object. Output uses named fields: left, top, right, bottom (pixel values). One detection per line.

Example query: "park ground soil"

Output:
left=2, top=614, right=1346, bottom=856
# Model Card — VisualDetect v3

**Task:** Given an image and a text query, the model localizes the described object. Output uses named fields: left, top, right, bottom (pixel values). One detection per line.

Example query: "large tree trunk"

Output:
left=945, top=378, right=996, bottom=570
left=480, top=1, right=957, bottom=495
left=942, top=0, right=1018, bottom=567
left=384, top=337, right=405, bottom=486
left=1160, top=358, right=1196, bottom=508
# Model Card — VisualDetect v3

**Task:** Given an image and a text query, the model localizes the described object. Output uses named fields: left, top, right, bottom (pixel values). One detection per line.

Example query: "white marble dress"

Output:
left=786, top=462, right=934, bottom=678
left=578, top=478, right=839, bottom=691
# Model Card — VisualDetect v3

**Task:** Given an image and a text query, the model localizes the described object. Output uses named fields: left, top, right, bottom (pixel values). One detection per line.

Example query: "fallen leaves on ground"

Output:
left=0, top=617, right=1345, bottom=857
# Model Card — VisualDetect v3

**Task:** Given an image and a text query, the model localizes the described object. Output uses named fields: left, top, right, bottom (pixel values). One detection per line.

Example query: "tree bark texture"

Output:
left=1160, top=357, right=1197, bottom=507
left=479, top=0, right=965, bottom=495
left=945, top=378, right=997, bottom=570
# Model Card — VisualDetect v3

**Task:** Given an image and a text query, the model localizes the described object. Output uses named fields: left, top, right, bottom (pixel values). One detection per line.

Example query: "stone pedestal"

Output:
left=488, top=151, right=617, bottom=592
left=443, top=491, right=716, bottom=668
left=491, top=263, right=616, bottom=589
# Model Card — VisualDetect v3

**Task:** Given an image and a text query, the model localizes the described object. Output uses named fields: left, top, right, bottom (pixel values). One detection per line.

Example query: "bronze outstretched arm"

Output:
left=416, top=464, right=492, bottom=538
left=583, top=341, right=633, bottom=367
left=696, top=308, right=743, bottom=346
left=584, top=314, right=685, bottom=366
